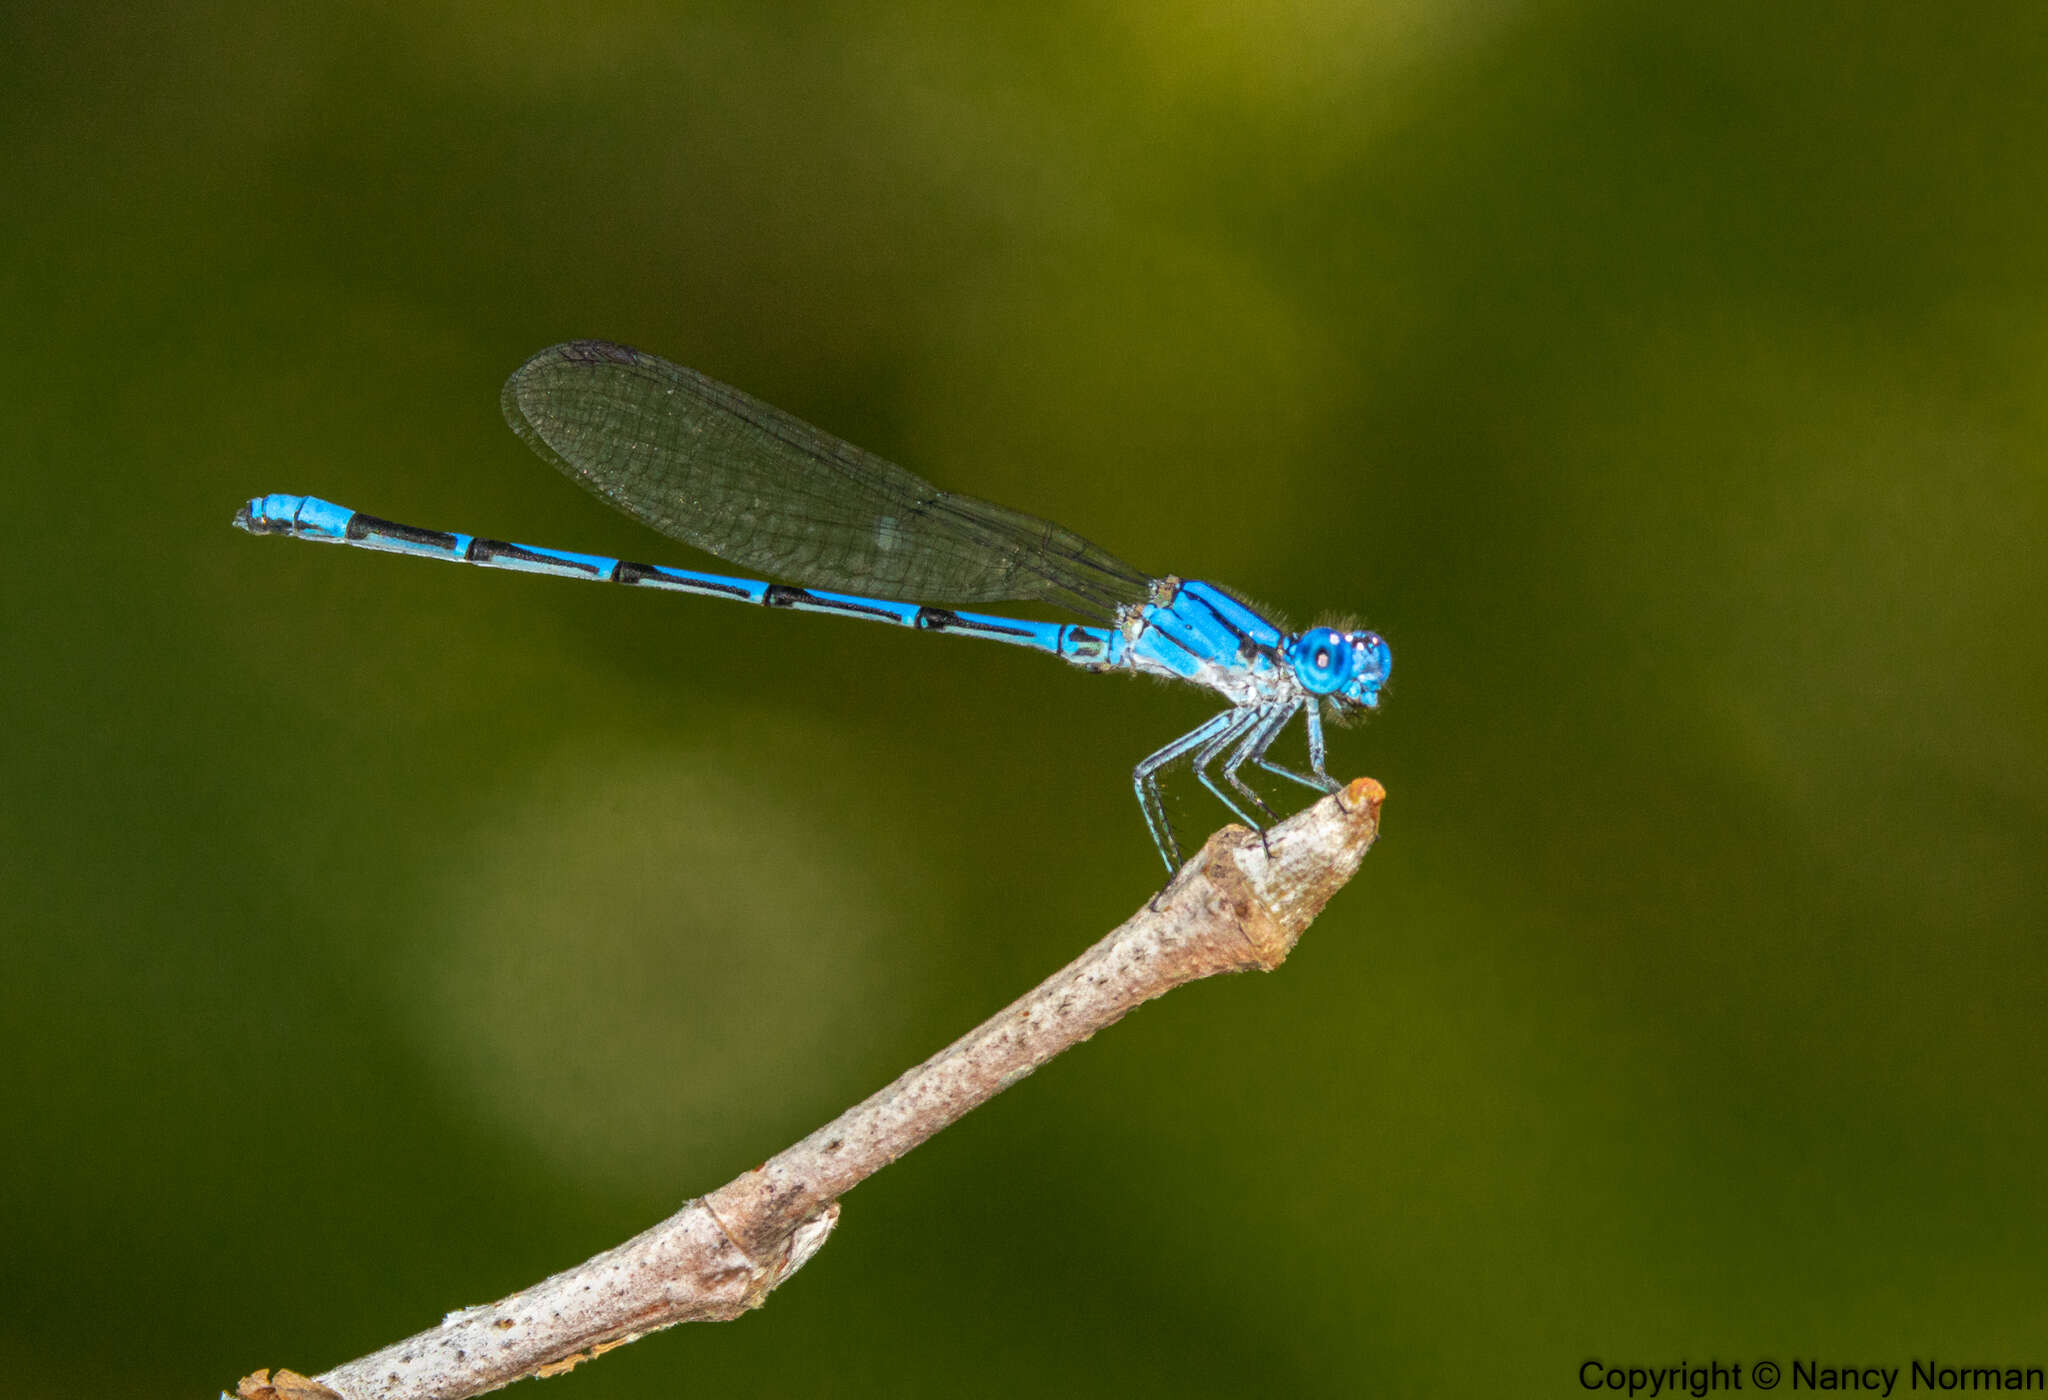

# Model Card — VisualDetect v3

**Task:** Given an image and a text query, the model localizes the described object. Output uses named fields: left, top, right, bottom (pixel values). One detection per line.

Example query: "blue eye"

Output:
left=1361, top=633, right=1389, bottom=677
left=1291, top=627, right=1355, bottom=695
left=1352, top=632, right=1390, bottom=705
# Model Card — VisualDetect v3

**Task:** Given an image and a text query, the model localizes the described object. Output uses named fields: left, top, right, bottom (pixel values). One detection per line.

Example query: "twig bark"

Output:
left=236, top=778, right=1384, bottom=1400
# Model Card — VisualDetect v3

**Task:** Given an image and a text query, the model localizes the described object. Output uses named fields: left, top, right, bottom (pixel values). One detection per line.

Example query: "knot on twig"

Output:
left=236, top=1370, right=343, bottom=1400
left=1197, top=776, right=1387, bottom=971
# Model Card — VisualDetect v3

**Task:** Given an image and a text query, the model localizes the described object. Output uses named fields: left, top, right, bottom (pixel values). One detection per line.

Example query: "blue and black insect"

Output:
left=237, top=340, right=1390, bottom=872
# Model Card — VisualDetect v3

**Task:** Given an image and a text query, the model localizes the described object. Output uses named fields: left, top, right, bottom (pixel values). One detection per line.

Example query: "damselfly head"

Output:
left=1290, top=627, right=1390, bottom=712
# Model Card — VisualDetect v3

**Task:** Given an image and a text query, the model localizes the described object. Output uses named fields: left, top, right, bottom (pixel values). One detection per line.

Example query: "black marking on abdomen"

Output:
left=782, top=589, right=904, bottom=621
left=917, top=607, right=1030, bottom=639
left=764, top=584, right=810, bottom=608
left=613, top=560, right=753, bottom=598
left=351, top=514, right=455, bottom=550
left=1061, top=626, right=1111, bottom=662
left=467, top=537, right=604, bottom=575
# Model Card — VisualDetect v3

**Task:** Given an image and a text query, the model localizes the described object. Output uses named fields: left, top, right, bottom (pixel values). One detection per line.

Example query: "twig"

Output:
left=235, top=778, right=1385, bottom=1400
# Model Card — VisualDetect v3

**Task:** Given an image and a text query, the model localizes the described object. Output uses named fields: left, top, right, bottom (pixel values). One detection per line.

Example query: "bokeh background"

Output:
left=6, top=2, right=2044, bottom=1395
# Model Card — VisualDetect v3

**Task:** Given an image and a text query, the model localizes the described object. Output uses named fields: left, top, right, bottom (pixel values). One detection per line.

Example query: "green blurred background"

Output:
left=5, top=1, right=2044, bottom=1395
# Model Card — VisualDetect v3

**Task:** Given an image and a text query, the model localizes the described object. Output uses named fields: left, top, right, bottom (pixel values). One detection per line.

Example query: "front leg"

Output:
left=1254, top=699, right=1343, bottom=795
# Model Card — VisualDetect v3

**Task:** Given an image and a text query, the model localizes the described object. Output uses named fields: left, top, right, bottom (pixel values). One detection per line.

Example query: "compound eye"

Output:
left=1354, top=632, right=1390, bottom=687
left=1291, top=627, right=1355, bottom=695
left=1345, top=631, right=1391, bottom=707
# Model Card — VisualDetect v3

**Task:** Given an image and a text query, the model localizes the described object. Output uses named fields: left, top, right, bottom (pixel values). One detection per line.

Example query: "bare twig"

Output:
left=237, top=778, right=1384, bottom=1400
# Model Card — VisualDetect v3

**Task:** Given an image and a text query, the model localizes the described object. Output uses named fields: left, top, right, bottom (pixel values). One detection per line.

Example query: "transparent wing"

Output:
left=501, top=341, right=1152, bottom=621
